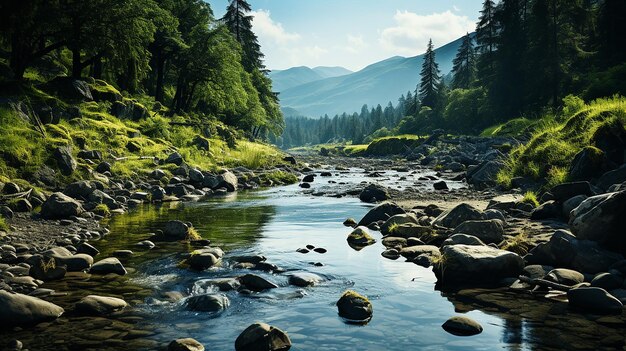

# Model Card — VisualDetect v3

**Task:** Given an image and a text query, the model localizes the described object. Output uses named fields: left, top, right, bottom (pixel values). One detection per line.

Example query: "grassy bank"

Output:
left=0, top=81, right=287, bottom=187
left=494, top=95, right=626, bottom=188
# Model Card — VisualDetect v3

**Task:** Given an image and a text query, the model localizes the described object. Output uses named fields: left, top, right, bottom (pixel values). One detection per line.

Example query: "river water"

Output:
left=2, top=169, right=625, bottom=350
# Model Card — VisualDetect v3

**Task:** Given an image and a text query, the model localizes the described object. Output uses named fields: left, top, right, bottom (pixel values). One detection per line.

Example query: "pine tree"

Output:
left=475, top=0, right=498, bottom=87
left=222, top=0, right=264, bottom=71
left=451, top=33, right=476, bottom=89
left=419, top=39, right=441, bottom=108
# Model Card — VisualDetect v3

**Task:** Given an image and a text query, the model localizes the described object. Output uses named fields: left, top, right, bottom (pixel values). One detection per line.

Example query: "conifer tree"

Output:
left=419, top=39, right=441, bottom=108
left=222, top=0, right=264, bottom=71
left=475, top=0, right=498, bottom=86
left=451, top=33, right=476, bottom=89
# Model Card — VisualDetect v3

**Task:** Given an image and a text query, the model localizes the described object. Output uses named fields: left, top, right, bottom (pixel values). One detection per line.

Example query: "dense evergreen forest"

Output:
left=279, top=0, right=626, bottom=148
left=0, top=0, right=283, bottom=139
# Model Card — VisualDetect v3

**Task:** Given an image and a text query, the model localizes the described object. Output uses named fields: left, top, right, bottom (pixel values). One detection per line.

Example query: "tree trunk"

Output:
left=155, top=50, right=165, bottom=103
left=71, top=19, right=82, bottom=79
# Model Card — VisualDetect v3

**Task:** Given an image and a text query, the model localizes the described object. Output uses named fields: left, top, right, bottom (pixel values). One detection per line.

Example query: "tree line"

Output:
left=280, top=0, right=626, bottom=147
left=0, top=0, right=283, bottom=138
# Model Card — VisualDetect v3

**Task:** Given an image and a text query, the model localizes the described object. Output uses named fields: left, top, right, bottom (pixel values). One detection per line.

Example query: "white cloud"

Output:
left=251, top=10, right=301, bottom=44
left=345, top=34, right=367, bottom=53
left=379, top=10, right=475, bottom=56
left=453, top=5, right=461, bottom=12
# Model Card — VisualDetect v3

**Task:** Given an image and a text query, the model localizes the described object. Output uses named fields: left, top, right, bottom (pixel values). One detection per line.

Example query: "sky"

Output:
left=209, top=0, right=482, bottom=72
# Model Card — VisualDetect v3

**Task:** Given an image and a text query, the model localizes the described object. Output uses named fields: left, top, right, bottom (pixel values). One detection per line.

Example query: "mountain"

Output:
left=277, top=34, right=472, bottom=118
left=269, top=66, right=352, bottom=92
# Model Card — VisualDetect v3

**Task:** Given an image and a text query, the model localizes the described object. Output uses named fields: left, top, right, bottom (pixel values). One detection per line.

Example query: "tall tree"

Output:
left=475, top=0, right=498, bottom=85
left=451, top=33, right=476, bottom=89
left=598, top=0, right=626, bottom=67
left=222, top=0, right=264, bottom=71
left=419, top=39, right=441, bottom=108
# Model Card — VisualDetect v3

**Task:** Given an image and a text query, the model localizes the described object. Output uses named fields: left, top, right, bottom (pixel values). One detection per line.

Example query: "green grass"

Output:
left=501, top=231, right=532, bottom=255
left=93, top=204, right=111, bottom=217
left=480, top=117, right=538, bottom=137
left=0, top=217, right=8, bottom=231
left=497, top=95, right=626, bottom=188
left=521, top=191, right=539, bottom=208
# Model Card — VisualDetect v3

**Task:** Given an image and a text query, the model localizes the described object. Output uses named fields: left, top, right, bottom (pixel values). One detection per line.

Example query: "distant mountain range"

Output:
left=274, top=34, right=473, bottom=118
left=269, top=66, right=353, bottom=92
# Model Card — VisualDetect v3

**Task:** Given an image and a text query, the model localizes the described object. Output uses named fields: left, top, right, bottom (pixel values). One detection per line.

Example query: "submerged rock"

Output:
left=168, top=338, right=205, bottom=351
left=0, top=290, right=64, bottom=327
left=185, top=294, right=230, bottom=312
left=75, top=295, right=127, bottom=315
left=238, top=274, right=279, bottom=291
left=288, top=272, right=323, bottom=287
left=441, top=316, right=483, bottom=336
left=235, top=322, right=291, bottom=351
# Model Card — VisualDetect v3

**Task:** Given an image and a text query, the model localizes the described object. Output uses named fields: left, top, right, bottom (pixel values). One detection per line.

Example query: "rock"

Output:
left=525, top=230, right=623, bottom=274
left=441, top=316, right=483, bottom=336
left=591, top=273, right=623, bottom=291
left=189, top=169, right=204, bottom=183
left=64, top=181, right=97, bottom=200
left=442, top=234, right=486, bottom=247
left=234, top=255, right=266, bottom=264
left=382, top=249, right=401, bottom=260
left=77, top=149, right=102, bottom=160
left=336, top=290, right=373, bottom=322
left=569, top=191, right=626, bottom=253
left=343, top=218, right=357, bottom=227
left=597, top=164, right=626, bottom=191
left=150, top=169, right=166, bottom=180
left=5, top=339, right=22, bottom=351
left=400, top=245, right=440, bottom=263
left=523, top=265, right=553, bottom=280
left=235, top=322, right=291, bottom=351
left=185, top=294, right=229, bottom=312
left=76, top=243, right=99, bottom=256
left=238, top=274, right=278, bottom=291
left=433, top=203, right=484, bottom=229
left=89, top=189, right=117, bottom=207
left=530, top=200, right=562, bottom=220
left=567, top=287, right=623, bottom=314
left=283, top=156, right=296, bottom=165
left=347, top=227, right=376, bottom=246
left=0, top=290, right=64, bottom=327
left=467, top=160, right=504, bottom=188
left=433, top=180, right=448, bottom=190
left=166, top=152, right=184, bottom=166
left=217, top=171, right=238, bottom=192
left=389, top=223, right=433, bottom=239
left=562, top=195, right=588, bottom=219
left=380, top=214, right=418, bottom=235
left=12, top=199, right=32, bottom=213
left=288, top=272, right=322, bottom=287
left=357, top=202, right=405, bottom=227
left=112, top=250, right=133, bottom=258
left=163, top=220, right=191, bottom=240
left=95, top=162, right=111, bottom=174
left=40, top=192, right=84, bottom=219
left=28, top=256, right=66, bottom=281
left=75, top=295, right=127, bottom=315
left=41, top=77, right=93, bottom=101
left=136, top=240, right=155, bottom=249
left=53, top=146, right=77, bottom=175
left=126, top=140, right=141, bottom=153
left=434, top=245, right=524, bottom=286
left=90, top=257, right=127, bottom=275
left=359, top=184, right=390, bottom=203
left=452, top=219, right=504, bottom=244
left=568, top=146, right=607, bottom=181
left=302, top=174, right=315, bottom=183
left=487, top=194, right=522, bottom=212
left=550, top=181, right=594, bottom=202
left=193, top=136, right=210, bottom=152
left=169, top=338, right=205, bottom=351
left=546, top=268, right=585, bottom=286
left=188, top=251, right=221, bottom=270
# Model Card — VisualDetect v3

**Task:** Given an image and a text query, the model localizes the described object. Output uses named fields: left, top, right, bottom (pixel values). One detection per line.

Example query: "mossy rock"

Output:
left=365, top=137, right=422, bottom=156
left=336, top=290, right=373, bottom=323
left=568, top=146, right=607, bottom=181
left=89, top=80, right=123, bottom=103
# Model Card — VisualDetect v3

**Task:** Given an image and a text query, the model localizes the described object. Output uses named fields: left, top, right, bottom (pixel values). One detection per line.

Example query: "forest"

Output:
left=0, top=0, right=283, bottom=139
left=279, top=0, right=626, bottom=148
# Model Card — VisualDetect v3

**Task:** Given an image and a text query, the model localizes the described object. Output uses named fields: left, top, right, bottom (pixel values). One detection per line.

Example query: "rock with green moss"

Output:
left=568, top=146, right=607, bottom=181
left=336, top=290, right=373, bottom=323
left=347, top=227, right=376, bottom=247
left=235, top=322, right=291, bottom=351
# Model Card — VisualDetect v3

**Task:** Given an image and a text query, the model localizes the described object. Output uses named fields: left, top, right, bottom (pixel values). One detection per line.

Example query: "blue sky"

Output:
left=208, top=1, right=482, bottom=71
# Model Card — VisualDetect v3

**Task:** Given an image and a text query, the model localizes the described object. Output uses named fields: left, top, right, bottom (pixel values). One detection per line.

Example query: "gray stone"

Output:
left=380, top=214, right=418, bottom=235
left=563, top=195, right=588, bottom=219
left=347, top=227, right=376, bottom=246
left=288, top=272, right=322, bottom=287
left=185, top=294, right=229, bottom=312
left=433, top=203, right=484, bottom=229
left=434, top=244, right=524, bottom=286
left=336, top=290, right=372, bottom=322
left=163, top=220, right=190, bottom=240
left=359, top=184, right=390, bottom=203
left=217, top=171, right=238, bottom=192
left=357, top=202, right=405, bottom=227
left=188, top=252, right=221, bottom=270
left=238, top=274, right=278, bottom=291
left=453, top=219, right=504, bottom=244
left=567, top=287, right=623, bottom=314
left=166, top=152, right=184, bottom=166
left=75, top=295, right=127, bottom=315
left=550, top=181, right=594, bottom=202
left=0, top=290, right=64, bottom=327
left=399, top=245, right=440, bottom=261
left=597, top=164, right=626, bottom=191
left=569, top=191, right=626, bottom=253
left=546, top=268, right=585, bottom=286
left=90, top=257, right=127, bottom=275
left=40, top=192, right=84, bottom=219
left=169, top=338, right=205, bottom=351
left=591, top=272, right=624, bottom=291
left=442, top=234, right=486, bottom=247
left=235, top=323, right=291, bottom=351
left=442, top=316, right=483, bottom=336
left=53, top=146, right=76, bottom=175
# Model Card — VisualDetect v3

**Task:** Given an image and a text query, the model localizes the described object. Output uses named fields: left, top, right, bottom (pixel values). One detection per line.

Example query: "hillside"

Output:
left=269, top=66, right=352, bottom=92
left=278, top=34, right=470, bottom=118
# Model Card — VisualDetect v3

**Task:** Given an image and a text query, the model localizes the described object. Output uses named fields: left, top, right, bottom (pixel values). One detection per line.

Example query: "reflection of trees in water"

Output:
left=501, top=317, right=523, bottom=351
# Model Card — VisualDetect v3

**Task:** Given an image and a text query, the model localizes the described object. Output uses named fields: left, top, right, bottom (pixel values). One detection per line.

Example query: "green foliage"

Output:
left=93, top=204, right=111, bottom=217
left=0, top=216, right=8, bottom=232
left=498, top=95, right=626, bottom=188
left=365, top=135, right=423, bottom=156
left=521, top=191, right=539, bottom=208
left=481, top=118, right=537, bottom=137
left=261, top=171, right=298, bottom=185
left=444, top=88, right=488, bottom=133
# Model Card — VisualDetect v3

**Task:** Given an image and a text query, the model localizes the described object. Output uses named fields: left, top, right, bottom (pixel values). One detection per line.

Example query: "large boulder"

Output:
left=399, top=245, right=440, bottom=263
left=568, top=147, right=608, bottom=181
left=238, top=274, right=278, bottom=291
left=596, top=164, right=626, bottom=191
left=569, top=191, right=626, bottom=253
left=567, top=287, right=623, bottom=315
left=380, top=213, right=418, bottom=235
left=357, top=202, right=405, bottom=227
left=75, top=295, right=127, bottom=315
left=40, top=192, right=84, bottom=219
left=359, top=184, right=390, bottom=203
left=41, top=77, right=93, bottom=101
left=90, top=257, right=127, bottom=275
left=467, top=161, right=504, bottom=188
left=524, top=230, right=623, bottom=274
left=347, top=227, right=376, bottom=247
left=162, top=220, right=191, bottom=240
left=0, top=290, right=64, bottom=327
left=165, top=152, right=184, bottom=166
left=217, top=171, right=238, bottom=192
left=288, top=272, right=323, bottom=287
left=336, top=290, right=373, bottom=323
left=433, top=203, right=484, bottom=229
left=452, top=219, right=504, bottom=244
left=235, top=323, right=291, bottom=351
left=442, top=234, right=486, bottom=247
left=188, top=250, right=221, bottom=270
left=53, top=146, right=77, bottom=176
left=550, top=181, right=594, bottom=202
left=64, top=180, right=97, bottom=200
left=434, top=244, right=524, bottom=286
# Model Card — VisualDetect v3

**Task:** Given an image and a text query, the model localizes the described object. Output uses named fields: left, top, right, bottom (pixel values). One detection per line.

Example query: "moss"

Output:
left=521, top=191, right=539, bottom=208
left=0, top=217, right=8, bottom=231
left=187, top=227, right=202, bottom=241
left=261, top=171, right=298, bottom=185
left=340, top=290, right=370, bottom=303
left=365, top=135, right=424, bottom=156
left=93, top=204, right=111, bottom=217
